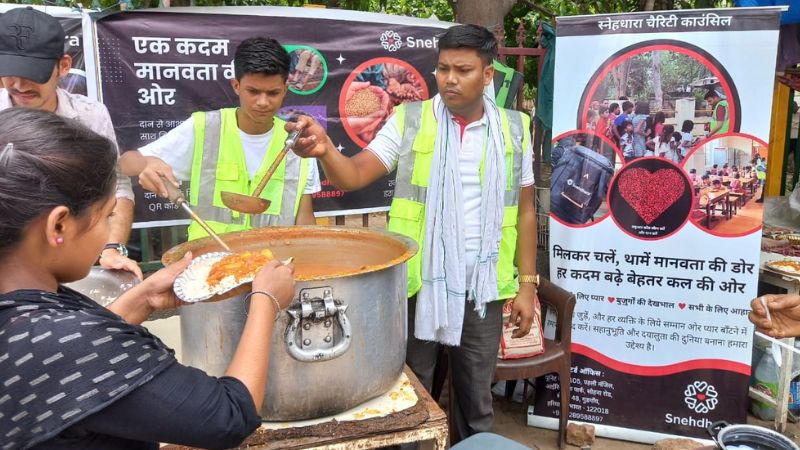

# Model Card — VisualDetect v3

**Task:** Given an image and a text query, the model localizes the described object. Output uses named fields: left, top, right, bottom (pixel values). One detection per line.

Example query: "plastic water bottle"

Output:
left=751, top=345, right=779, bottom=421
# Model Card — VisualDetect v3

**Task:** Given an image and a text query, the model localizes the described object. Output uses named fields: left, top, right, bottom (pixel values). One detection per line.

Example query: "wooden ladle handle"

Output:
left=251, top=130, right=302, bottom=198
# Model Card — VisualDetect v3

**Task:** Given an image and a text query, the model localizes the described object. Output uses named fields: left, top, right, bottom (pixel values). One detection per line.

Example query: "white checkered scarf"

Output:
left=415, top=93, right=505, bottom=346
left=0, top=287, right=175, bottom=449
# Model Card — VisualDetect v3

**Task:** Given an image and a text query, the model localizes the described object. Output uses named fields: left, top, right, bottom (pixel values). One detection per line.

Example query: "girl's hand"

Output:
left=107, top=253, right=192, bottom=325
left=141, top=252, right=193, bottom=311
left=252, top=259, right=296, bottom=309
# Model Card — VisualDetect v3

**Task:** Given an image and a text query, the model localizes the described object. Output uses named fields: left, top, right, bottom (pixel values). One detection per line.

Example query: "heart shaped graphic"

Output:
left=617, top=168, right=686, bottom=225
left=678, top=303, right=686, bottom=309
left=608, top=297, right=615, bottom=303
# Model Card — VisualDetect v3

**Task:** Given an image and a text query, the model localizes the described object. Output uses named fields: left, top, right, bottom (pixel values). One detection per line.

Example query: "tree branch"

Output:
left=519, top=0, right=555, bottom=19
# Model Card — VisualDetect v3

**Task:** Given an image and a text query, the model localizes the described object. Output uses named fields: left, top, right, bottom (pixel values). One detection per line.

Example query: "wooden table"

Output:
left=700, top=188, right=730, bottom=228
left=163, top=366, right=448, bottom=450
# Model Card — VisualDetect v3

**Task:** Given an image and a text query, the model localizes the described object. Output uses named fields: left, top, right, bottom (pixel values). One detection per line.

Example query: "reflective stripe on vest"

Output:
left=387, top=99, right=530, bottom=299
left=711, top=100, right=729, bottom=133
left=188, top=109, right=309, bottom=240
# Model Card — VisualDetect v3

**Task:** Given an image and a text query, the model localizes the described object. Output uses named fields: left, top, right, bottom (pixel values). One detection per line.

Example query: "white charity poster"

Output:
left=534, top=7, right=782, bottom=441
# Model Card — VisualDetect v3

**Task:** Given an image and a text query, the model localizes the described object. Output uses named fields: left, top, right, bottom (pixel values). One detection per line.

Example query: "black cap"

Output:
left=0, top=7, right=65, bottom=84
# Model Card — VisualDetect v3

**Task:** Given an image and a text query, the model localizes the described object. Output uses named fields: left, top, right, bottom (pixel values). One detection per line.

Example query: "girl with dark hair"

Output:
left=653, top=111, right=666, bottom=138
left=730, top=172, right=744, bottom=193
left=671, top=131, right=684, bottom=163
left=607, top=103, right=619, bottom=139
left=0, top=108, right=296, bottom=450
left=644, top=115, right=656, bottom=156
left=680, top=119, right=696, bottom=158
left=654, top=124, right=678, bottom=163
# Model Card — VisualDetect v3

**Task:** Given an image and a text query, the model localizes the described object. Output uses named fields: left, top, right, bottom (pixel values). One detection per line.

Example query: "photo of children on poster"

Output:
left=539, top=7, right=781, bottom=440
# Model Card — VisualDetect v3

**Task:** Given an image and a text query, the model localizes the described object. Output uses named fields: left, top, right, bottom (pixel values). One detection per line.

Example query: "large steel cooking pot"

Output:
left=163, top=226, right=417, bottom=421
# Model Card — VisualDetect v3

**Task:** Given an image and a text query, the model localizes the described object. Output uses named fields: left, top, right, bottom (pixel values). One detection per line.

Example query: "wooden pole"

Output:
left=767, top=79, right=791, bottom=196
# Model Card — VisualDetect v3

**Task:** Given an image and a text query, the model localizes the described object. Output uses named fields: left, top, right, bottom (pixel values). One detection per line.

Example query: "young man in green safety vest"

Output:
left=120, top=37, right=320, bottom=238
left=755, top=156, right=767, bottom=203
left=289, top=24, right=537, bottom=441
left=705, top=89, right=729, bottom=138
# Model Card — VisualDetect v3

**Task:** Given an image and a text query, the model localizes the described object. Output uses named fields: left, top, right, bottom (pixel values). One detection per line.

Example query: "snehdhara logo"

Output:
left=684, top=381, right=718, bottom=413
left=380, top=30, right=403, bottom=52
left=665, top=381, right=717, bottom=429
left=380, top=30, right=439, bottom=52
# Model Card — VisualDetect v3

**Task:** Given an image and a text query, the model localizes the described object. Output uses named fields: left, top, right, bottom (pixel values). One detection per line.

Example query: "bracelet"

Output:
left=518, top=274, right=540, bottom=286
left=245, top=291, right=282, bottom=322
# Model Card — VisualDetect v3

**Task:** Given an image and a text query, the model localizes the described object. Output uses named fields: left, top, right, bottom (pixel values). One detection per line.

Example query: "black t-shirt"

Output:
left=30, top=362, right=260, bottom=450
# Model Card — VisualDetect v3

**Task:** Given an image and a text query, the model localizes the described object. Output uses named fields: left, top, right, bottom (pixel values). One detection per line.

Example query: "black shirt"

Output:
left=31, top=362, right=260, bottom=450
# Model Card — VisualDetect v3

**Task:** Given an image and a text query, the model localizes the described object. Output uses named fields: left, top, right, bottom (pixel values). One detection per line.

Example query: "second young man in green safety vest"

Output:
left=288, top=24, right=537, bottom=441
left=706, top=89, right=729, bottom=138
left=121, top=37, right=320, bottom=238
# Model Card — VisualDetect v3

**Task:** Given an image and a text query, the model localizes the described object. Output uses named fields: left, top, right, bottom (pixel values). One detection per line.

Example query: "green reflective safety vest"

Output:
left=187, top=108, right=310, bottom=240
left=711, top=99, right=729, bottom=134
left=756, top=162, right=767, bottom=181
left=386, top=99, right=530, bottom=300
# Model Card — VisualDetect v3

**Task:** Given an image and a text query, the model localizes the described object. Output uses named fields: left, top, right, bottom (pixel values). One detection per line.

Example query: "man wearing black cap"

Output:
left=0, top=6, right=141, bottom=279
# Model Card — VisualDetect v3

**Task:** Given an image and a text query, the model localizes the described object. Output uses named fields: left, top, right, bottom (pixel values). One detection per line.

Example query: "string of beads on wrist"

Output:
left=245, top=291, right=282, bottom=321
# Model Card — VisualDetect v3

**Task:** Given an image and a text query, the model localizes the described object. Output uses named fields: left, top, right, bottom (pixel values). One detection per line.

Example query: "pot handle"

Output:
left=284, top=287, right=352, bottom=363
left=707, top=420, right=729, bottom=445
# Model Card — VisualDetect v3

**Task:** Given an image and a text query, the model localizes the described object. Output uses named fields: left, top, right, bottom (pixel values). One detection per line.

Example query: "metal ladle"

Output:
left=220, top=129, right=302, bottom=215
left=160, top=175, right=232, bottom=252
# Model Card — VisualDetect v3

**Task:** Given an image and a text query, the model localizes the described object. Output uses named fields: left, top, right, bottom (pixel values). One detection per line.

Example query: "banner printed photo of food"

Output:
left=608, top=158, right=693, bottom=240
left=550, top=130, right=623, bottom=227
left=682, top=133, right=766, bottom=237
left=285, top=45, right=328, bottom=95
left=577, top=41, right=739, bottom=161
left=340, top=57, right=429, bottom=148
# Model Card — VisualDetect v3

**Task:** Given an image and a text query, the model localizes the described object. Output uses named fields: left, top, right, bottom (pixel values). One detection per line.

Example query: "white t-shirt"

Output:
left=366, top=98, right=534, bottom=280
left=139, top=115, right=321, bottom=194
left=680, top=132, right=694, bottom=157
left=654, top=136, right=681, bottom=163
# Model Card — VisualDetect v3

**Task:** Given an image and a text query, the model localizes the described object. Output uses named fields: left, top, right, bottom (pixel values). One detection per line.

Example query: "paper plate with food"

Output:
left=174, top=249, right=288, bottom=303
left=764, top=259, right=800, bottom=277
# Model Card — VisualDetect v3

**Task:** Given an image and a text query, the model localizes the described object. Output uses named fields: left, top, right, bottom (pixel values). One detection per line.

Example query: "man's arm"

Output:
left=509, top=185, right=537, bottom=338
left=100, top=197, right=142, bottom=279
left=288, top=116, right=388, bottom=192
left=295, top=194, right=316, bottom=225
left=121, top=118, right=196, bottom=197
left=93, top=105, right=143, bottom=279
left=109, top=198, right=134, bottom=244
left=120, top=150, right=179, bottom=198
left=119, top=150, right=148, bottom=177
